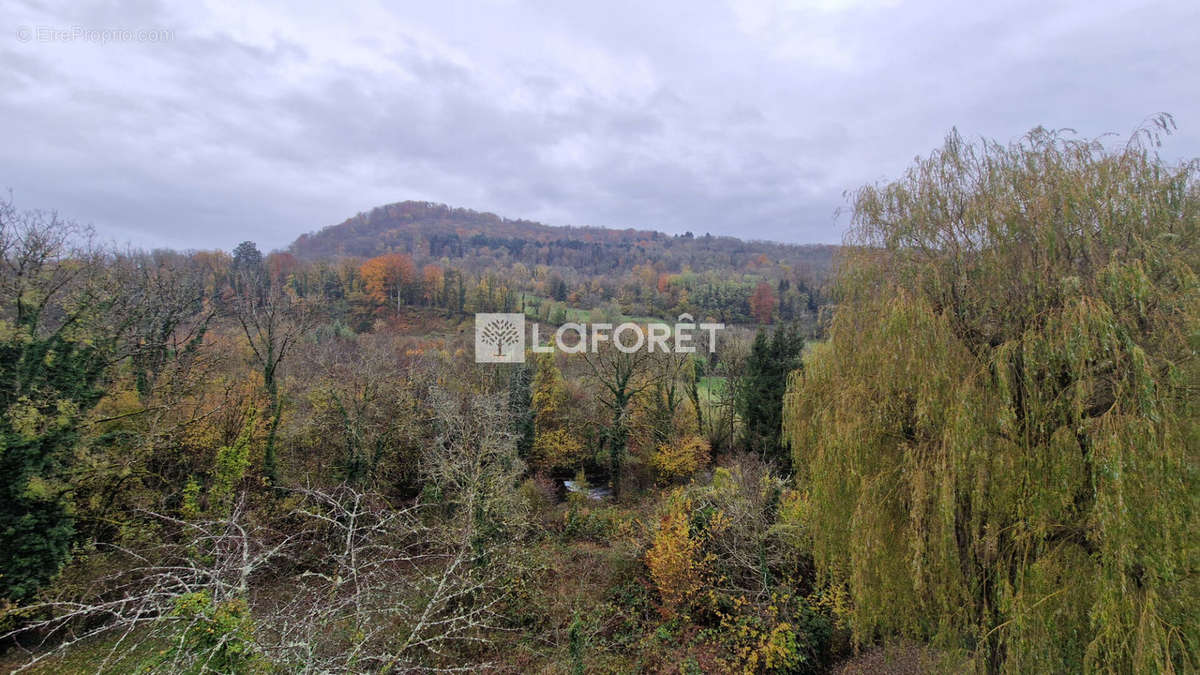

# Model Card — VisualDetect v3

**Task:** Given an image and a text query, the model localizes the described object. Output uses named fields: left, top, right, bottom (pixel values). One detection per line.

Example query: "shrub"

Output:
left=645, top=498, right=709, bottom=618
left=160, top=592, right=265, bottom=674
left=708, top=590, right=831, bottom=674
left=650, top=435, right=711, bottom=483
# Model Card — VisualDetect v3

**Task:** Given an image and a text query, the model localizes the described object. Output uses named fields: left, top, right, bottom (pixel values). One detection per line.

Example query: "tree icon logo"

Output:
left=481, top=318, right=518, bottom=356
left=475, top=313, right=525, bottom=362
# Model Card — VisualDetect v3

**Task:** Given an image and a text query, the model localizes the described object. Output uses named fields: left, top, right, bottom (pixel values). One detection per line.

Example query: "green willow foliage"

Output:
left=783, top=120, right=1198, bottom=673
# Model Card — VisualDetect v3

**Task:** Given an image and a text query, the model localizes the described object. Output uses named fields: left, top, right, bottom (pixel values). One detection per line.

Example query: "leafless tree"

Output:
left=3, top=384, right=528, bottom=673
left=226, top=272, right=319, bottom=485
left=581, top=341, right=661, bottom=498
left=1, top=497, right=296, bottom=673
left=271, top=387, right=528, bottom=671
left=264, top=483, right=516, bottom=672
left=285, top=332, right=422, bottom=489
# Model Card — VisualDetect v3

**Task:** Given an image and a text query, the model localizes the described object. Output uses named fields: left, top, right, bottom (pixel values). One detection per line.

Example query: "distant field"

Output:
left=523, top=298, right=671, bottom=326
left=695, top=344, right=813, bottom=409
left=697, top=376, right=727, bottom=404
left=522, top=297, right=591, bottom=323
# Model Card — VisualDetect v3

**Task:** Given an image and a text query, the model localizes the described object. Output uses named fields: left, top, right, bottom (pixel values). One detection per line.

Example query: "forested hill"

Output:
left=288, top=200, right=837, bottom=279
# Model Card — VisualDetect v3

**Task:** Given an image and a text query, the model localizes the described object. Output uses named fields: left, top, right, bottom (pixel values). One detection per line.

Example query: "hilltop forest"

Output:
left=0, top=121, right=1195, bottom=674
left=289, top=201, right=836, bottom=328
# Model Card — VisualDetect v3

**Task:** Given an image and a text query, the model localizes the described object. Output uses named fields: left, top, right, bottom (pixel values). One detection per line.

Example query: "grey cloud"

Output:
left=1, top=0, right=1196, bottom=251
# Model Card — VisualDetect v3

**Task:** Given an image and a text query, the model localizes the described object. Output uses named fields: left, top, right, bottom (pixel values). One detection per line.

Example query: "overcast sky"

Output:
left=3, top=0, right=1197, bottom=251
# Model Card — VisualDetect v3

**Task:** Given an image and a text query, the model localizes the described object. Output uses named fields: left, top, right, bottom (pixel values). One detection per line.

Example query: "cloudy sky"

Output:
left=2, top=0, right=1197, bottom=250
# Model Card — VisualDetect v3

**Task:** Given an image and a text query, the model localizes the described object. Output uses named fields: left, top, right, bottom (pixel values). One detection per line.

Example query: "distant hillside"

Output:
left=291, top=201, right=660, bottom=257
left=289, top=200, right=837, bottom=280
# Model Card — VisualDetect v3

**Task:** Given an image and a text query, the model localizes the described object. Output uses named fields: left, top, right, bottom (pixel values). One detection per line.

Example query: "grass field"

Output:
left=696, top=375, right=727, bottom=405
left=523, top=297, right=674, bottom=326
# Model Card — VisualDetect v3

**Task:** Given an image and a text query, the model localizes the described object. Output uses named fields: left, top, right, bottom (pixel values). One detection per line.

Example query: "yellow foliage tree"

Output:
left=645, top=500, right=707, bottom=618
left=650, top=435, right=710, bottom=483
left=530, top=353, right=585, bottom=471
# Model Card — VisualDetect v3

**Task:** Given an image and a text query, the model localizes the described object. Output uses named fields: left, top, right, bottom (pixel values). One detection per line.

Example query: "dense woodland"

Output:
left=0, top=120, right=1195, bottom=673
left=289, top=201, right=835, bottom=328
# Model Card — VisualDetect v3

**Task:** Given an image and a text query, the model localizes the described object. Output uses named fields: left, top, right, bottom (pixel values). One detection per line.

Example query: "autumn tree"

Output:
left=360, top=252, right=416, bottom=314
left=704, top=333, right=750, bottom=453
left=0, top=200, right=208, bottom=600
left=5, top=384, right=528, bottom=672
left=421, top=263, right=444, bottom=307
left=649, top=435, right=710, bottom=484
left=265, top=251, right=299, bottom=286
left=645, top=498, right=707, bottom=618
left=530, top=353, right=584, bottom=472
left=749, top=281, right=777, bottom=324
left=582, top=338, right=660, bottom=498
left=228, top=241, right=317, bottom=486
left=783, top=120, right=1198, bottom=672
left=286, top=333, right=420, bottom=491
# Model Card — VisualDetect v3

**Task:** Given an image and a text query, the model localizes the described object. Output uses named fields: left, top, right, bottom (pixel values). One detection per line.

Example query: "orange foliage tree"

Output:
left=421, top=264, right=444, bottom=306
left=360, top=253, right=416, bottom=314
left=749, top=281, right=777, bottom=324
left=266, top=252, right=298, bottom=285
left=656, top=273, right=670, bottom=294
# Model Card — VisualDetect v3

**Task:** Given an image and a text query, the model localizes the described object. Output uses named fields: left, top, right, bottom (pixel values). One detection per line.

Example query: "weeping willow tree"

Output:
left=783, top=117, right=1198, bottom=673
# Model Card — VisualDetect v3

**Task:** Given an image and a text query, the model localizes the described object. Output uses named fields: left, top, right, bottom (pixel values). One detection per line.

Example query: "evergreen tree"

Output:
left=0, top=332, right=107, bottom=601
left=231, top=240, right=265, bottom=299
left=231, top=240, right=263, bottom=273
left=549, top=276, right=568, bottom=302
left=0, top=204, right=111, bottom=601
left=737, top=323, right=804, bottom=468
